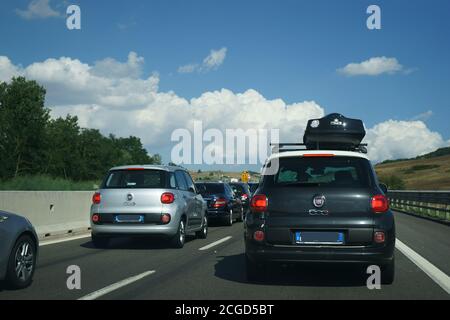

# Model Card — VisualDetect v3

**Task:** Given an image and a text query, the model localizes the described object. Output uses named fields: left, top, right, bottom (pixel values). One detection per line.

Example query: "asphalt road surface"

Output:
left=0, top=211, right=449, bottom=300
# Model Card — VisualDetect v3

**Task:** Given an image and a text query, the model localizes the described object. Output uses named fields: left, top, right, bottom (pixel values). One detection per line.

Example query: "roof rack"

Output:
left=270, top=143, right=368, bottom=154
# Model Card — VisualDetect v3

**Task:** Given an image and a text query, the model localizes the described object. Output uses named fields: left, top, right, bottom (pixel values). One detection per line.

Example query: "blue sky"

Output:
left=0, top=0, right=449, bottom=169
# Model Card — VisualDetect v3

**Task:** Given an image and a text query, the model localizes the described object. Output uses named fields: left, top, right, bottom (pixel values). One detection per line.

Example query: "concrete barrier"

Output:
left=0, top=191, right=93, bottom=239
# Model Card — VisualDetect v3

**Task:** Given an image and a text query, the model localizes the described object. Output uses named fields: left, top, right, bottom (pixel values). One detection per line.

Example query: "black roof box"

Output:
left=303, top=113, right=366, bottom=150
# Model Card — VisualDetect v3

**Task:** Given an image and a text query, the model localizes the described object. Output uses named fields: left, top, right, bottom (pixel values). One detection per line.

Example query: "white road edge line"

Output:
left=40, top=234, right=91, bottom=247
left=396, top=238, right=450, bottom=294
left=78, top=270, right=156, bottom=300
left=199, top=236, right=232, bottom=251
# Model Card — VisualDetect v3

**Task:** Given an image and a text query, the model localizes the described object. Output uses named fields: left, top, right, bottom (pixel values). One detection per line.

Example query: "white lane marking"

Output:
left=396, top=239, right=450, bottom=294
left=78, top=270, right=156, bottom=300
left=199, top=236, right=232, bottom=251
left=40, top=234, right=91, bottom=247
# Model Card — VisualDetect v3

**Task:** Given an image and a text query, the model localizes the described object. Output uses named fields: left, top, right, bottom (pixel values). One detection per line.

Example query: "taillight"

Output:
left=92, top=214, right=100, bottom=223
left=161, top=213, right=171, bottom=224
left=161, top=192, right=175, bottom=204
left=374, top=231, right=386, bottom=243
left=241, top=194, right=249, bottom=201
left=92, top=192, right=101, bottom=204
left=371, top=194, right=389, bottom=213
left=251, top=194, right=268, bottom=213
left=253, top=230, right=265, bottom=242
left=213, top=198, right=227, bottom=208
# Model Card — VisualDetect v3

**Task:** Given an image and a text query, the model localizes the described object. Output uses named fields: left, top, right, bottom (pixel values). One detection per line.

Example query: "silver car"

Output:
left=90, top=165, right=208, bottom=248
left=0, top=211, right=38, bottom=289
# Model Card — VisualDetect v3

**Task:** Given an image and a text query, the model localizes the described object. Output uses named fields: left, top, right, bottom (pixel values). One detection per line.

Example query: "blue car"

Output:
left=195, top=182, right=244, bottom=226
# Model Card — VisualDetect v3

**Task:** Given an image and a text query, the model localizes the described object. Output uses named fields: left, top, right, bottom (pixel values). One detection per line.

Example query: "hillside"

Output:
left=375, top=154, right=450, bottom=190
left=190, top=170, right=260, bottom=183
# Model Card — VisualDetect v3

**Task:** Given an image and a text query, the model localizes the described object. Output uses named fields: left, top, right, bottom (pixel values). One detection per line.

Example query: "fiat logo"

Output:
left=127, top=193, right=134, bottom=201
left=313, top=195, right=326, bottom=208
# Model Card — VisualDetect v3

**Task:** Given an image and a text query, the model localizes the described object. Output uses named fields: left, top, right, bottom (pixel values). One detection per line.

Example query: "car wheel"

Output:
left=225, top=209, right=233, bottom=226
left=92, top=234, right=110, bottom=248
left=171, top=219, right=186, bottom=248
left=196, top=216, right=208, bottom=239
left=6, top=235, right=37, bottom=289
left=245, top=254, right=266, bottom=283
left=381, top=258, right=395, bottom=285
left=237, top=207, right=244, bottom=222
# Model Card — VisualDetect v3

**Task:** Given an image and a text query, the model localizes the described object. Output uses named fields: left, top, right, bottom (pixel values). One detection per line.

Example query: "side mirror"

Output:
left=188, top=187, right=196, bottom=194
left=379, top=183, right=388, bottom=194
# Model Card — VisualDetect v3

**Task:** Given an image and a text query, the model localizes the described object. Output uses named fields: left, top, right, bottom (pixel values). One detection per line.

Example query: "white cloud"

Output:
left=338, top=56, right=403, bottom=76
left=364, top=120, right=447, bottom=163
left=0, top=53, right=447, bottom=164
left=411, top=110, right=433, bottom=121
left=178, top=47, right=227, bottom=74
left=177, top=64, right=198, bottom=74
left=92, top=52, right=145, bottom=79
left=16, top=0, right=61, bottom=20
left=0, top=56, right=22, bottom=82
left=201, top=47, right=227, bottom=71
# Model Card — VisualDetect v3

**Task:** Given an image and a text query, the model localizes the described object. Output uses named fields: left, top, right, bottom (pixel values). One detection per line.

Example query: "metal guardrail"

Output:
left=388, top=190, right=450, bottom=222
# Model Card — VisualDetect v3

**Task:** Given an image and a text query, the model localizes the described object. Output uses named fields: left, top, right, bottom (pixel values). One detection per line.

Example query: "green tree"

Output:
left=44, top=115, right=81, bottom=179
left=0, top=77, right=50, bottom=178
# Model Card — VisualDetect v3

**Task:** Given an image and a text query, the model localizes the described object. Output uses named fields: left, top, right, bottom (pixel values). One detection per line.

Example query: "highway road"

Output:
left=0, top=211, right=449, bottom=300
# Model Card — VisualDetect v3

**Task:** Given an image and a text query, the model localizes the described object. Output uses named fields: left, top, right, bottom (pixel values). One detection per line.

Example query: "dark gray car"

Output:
left=0, top=211, right=38, bottom=289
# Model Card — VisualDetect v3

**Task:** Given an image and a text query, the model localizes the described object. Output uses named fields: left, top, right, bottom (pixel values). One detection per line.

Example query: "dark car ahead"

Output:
left=245, top=113, right=395, bottom=284
left=245, top=150, right=395, bottom=284
left=195, top=183, right=244, bottom=226
left=229, top=183, right=251, bottom=216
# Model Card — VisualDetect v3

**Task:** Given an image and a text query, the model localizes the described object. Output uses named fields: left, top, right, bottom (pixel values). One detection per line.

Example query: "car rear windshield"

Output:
left=230, top=184, right=248, bottom=194
left=196, top=183, right=225, bottom=195
left=264, top=156, right=374, bottom=188
left=102, top=169, right=167, bottom=189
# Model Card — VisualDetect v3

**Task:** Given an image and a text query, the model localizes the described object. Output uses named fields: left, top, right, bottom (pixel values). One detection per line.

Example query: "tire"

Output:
left=171, top=219, right=186, bottom=248
left=381, top=259, right=395, bottom=285
left=225, top=209, right=233, bottom=226
left=196, top=216, right=208, bottom=239
left=92, top=234, right=110, bottom=248
left=245, top=254, right=266, bottom=283
left=237, top=207, right=244, bottom=222
left=6, top=235, right=37, bottom=289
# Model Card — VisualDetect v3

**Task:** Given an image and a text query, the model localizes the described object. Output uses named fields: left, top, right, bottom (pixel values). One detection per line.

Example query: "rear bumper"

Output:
left=245, top=240, right=395, bottom=265
left=91, top=223, right=178, bottom=237
left=206, top=208, right=230, bottom=219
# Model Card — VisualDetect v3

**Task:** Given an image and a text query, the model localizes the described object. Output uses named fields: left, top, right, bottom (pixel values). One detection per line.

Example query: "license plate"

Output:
left=295, top=231, right=344, bottom=245
left=114, top=215, right=144, bottom=223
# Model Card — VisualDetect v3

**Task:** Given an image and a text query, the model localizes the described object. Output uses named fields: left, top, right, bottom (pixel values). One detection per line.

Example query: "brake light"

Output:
left=213, top=198, right=227, bottom=208
left=371, top=194, right=389, bottom=213
left=251, top=194, right=268, bottom=213
left=241, top=193, right=249, bottom=201
left=303, top=154, right=335, bottom=157
left=92, top=192, right=101, bottom=204
left=161, top=192, right=175, bottom=204
left=127, top=168, right=145, bottom=171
